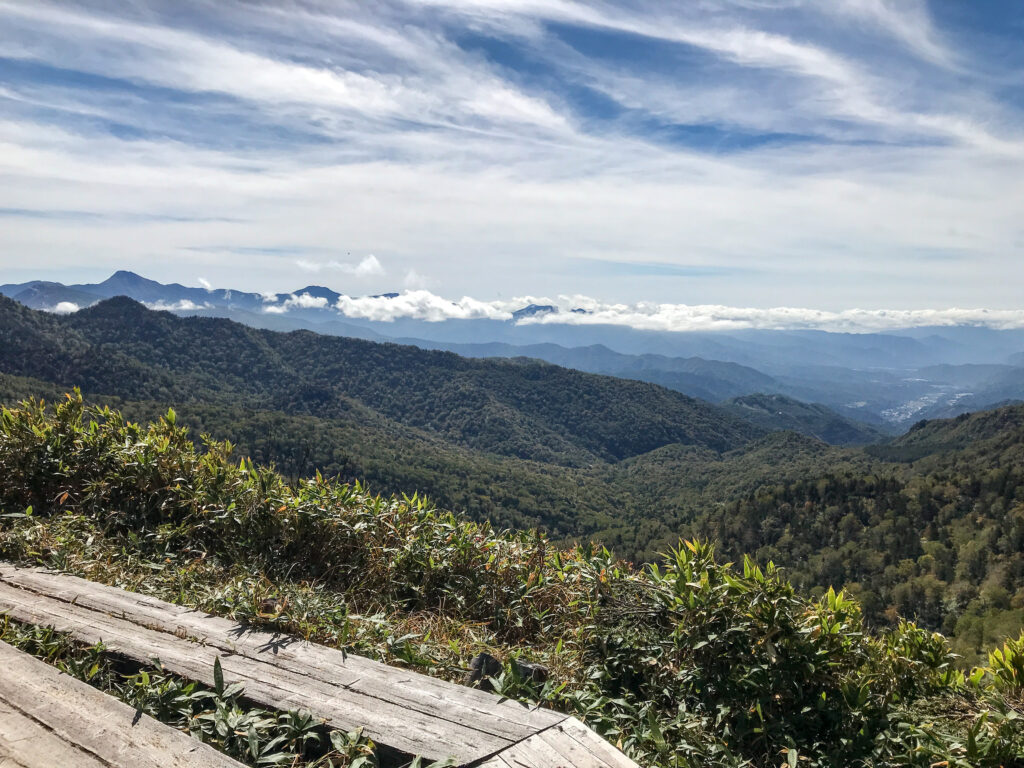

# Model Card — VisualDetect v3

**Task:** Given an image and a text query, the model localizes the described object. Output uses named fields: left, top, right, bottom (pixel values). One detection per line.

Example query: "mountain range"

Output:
left=4, top=271, right=1024, bottom=429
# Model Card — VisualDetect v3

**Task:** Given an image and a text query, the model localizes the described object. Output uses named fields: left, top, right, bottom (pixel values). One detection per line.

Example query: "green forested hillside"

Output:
left=1, top=396, right=1023, bottom=768
left=3, top=295, right=1024, bottom=659
left=1, top=295, right=760, bottom=464
left=721, top=392, right=889, bottom=445
left=685, top=406, right=1024, bottom=662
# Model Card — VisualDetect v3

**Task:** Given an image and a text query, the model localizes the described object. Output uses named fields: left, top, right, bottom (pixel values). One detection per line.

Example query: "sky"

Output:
left=1, top=0, right=1024, bottom=315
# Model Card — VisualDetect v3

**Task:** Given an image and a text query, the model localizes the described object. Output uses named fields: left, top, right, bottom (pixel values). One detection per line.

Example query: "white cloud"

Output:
left=262, top=291, right=334, bottom=313
left=144, top=299, right=208, bottom=311
left=285, top=292, right=329, bottom=309
left=403, top=268, right=432, bottom=289
left=197, top=276, right=212, bottom=290
left=51, top=301, right=80, bottom=314
left=333, top=290, right=1024, bottom=331
left=336, top=290, right=516, bottom=322
left=296, top=255, right=385, bottom=277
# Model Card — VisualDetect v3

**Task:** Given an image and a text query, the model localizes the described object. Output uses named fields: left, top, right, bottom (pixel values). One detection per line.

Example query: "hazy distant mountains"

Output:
left=4, top=270, right=1024, bottom=432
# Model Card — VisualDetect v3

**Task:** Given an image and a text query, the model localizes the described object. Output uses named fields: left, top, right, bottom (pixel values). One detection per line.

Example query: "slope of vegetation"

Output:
left=1, top=395, right=1023, bottom=767
left=3, top=295, right=1024, bottom=660
left=686, top=406, right=1024, bottom=663
left=721, top=393, right=888, bottom=445
left=0, top=295, right=759, bottom=465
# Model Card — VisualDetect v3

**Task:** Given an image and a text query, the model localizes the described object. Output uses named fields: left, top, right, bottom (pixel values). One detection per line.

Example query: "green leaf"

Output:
left=247, top=724, right=259, bottom=758
left=213, top=656, right=224, bottom=696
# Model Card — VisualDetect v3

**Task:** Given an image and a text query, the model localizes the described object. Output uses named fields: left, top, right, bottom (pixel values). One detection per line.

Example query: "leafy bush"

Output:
left=1, top=395, right=1023, bottom=767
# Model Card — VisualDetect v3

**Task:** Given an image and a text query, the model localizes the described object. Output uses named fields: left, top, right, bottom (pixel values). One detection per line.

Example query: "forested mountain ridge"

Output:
left=721, top=392, right=888, bottom=445
left=398, top=338, right=781, bottom=402
left=687, top=404, right=1024, bottom=661
left=1, top=295, right=761, bottom=465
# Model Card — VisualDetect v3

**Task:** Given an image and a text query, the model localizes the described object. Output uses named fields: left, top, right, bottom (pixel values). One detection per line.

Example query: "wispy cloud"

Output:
left=573, top=258, right=747, bottom=278
left=826, top=0, right=952, bottom=67
left=0, top=0, right=1021, bottom=306
left=296, top=255, right=385, bottom=277
left=403, top=268, right=433, bottom=289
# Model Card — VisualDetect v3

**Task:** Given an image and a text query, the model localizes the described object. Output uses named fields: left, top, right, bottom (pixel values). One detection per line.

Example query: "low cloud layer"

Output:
left=37, top=285, right=1024, bottom=332
left=329, top=291, right=1024, bottom=332
left=265, top=292, right=331, bottom=313
left=144, top=299, right=210, bottom=312
left=335, top=290, right=514, bottom=323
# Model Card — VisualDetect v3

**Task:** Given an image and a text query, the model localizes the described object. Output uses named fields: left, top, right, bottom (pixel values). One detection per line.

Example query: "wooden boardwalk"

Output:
left=0, top=565, right=640, bottom=768
left=0, top=639, right=245, bottom=768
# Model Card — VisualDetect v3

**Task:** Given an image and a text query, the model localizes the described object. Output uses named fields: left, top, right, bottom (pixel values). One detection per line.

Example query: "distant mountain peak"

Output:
left=100, top=270, right=162, bottom=289
left=512, top=304, right=557, bottom=321
left=74, top=295, right=155, bottom=321
left=293, top=285, right=341, bottom=302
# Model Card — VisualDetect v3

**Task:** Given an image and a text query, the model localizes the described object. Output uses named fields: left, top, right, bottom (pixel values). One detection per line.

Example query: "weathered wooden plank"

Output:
left=0, top=640, right=244, bottom=768
left=0, top=700, right=105, bottom=768
left=0, top=566, right=563, bottom=734
left=477, top=718, right=640, bottom=768
left=0, top=579, right=504, bottom=761
left=555, top=718, right=639, bottom=768
left=0, top=565, right=561, bottom=762
left=0, top=565, right=641, bottom=768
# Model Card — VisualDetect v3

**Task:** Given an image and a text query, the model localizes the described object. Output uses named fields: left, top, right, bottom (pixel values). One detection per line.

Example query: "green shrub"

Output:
left=2, top=394, right=1023, bottom=768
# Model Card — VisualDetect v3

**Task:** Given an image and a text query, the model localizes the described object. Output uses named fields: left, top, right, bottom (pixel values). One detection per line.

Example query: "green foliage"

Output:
left=983, top=631, right=1024, bottom=695
left=1, top=396, right=1023, bottom=767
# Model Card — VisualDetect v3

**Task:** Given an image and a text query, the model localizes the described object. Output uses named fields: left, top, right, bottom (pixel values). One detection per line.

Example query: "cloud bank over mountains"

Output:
left=259, top=289, right=1024, bottom=332
left=41, top=276, right=1024, bottom=332
left=16, top=269, right=1024, bottom=331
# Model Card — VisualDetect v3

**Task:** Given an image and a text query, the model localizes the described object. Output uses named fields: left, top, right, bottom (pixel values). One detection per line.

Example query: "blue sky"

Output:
left=1, top=0, right=1023, bottom=313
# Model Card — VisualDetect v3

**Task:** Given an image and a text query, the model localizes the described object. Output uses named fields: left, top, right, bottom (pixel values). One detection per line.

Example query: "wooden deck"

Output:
left=0, top=564, right=640, bottom=768
left=0, top=639, right=245, bottom=768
